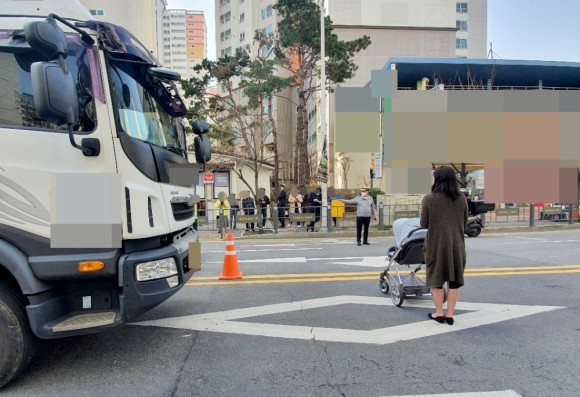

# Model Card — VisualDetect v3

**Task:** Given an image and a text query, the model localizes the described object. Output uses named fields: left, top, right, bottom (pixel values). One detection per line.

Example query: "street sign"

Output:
left=394, top=210, right=420, bottom=220
left=203, top=173, right=214, bottom=183
left=542, top=206, right=562, bottom=215
left=496, top=208, right=519, bottom=216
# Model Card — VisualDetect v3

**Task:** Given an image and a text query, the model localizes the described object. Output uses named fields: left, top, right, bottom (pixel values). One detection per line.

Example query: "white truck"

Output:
left=0, top=0, right=210, bottom=387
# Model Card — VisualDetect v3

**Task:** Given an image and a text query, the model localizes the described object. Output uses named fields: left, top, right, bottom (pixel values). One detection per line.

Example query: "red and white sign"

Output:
left=203, top=173, right=214, bottom=183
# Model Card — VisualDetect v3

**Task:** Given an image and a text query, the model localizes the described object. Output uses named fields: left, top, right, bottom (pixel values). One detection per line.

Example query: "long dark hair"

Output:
left=432, top=166, right=461, bottom=201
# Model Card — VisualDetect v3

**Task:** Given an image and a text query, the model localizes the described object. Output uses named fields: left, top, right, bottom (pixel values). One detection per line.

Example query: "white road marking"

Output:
left=379, top=390, right=522, bottom=397
left=207, top=255, right=386, bottom=265
left=505, top=240, right=580, bottom=244
left=205, top=247, right=322, bottom=253
left=330, top=256, right=389, bottom=267
left=133, top=296, right=562, bottom=345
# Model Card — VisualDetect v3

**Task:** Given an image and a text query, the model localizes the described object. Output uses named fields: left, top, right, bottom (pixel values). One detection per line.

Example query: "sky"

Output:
left=166, top=0, right=580, bottom=63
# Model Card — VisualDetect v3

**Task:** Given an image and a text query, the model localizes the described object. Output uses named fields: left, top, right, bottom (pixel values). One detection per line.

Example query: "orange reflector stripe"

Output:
left=78, top=261, right=105, bottom=272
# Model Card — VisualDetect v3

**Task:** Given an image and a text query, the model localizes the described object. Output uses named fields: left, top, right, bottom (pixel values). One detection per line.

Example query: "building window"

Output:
left=220, top=11, right=231, bottom=24
left=240, top=32, right=245, bottom=42
left=456, top=2, right=468, bottom=13
left=239, top=12, right=245, bottom=23
left=456, top=20, right=468, bottom=31
left=89, top=9, right=105, bottom=16
left=261, top=24, right=273, bottom=35
left=220, top=29, right=232, bottom=41
left=260, top=45, right=273, bottom=58
left=261, top=5, right=273, bottom=19
left=221, top=47, right=232, bottom=57
left=219, top=0, right=230, bottom=6
left=456, top=38, right=468, bottom=49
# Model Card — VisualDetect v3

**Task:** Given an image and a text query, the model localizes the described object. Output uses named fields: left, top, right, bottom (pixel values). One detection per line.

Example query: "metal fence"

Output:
left=193, top=203, right=579, bottom=232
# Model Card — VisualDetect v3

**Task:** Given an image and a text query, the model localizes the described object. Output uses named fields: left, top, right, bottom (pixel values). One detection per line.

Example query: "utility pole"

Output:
left=320, top=0, right=328, bottom=232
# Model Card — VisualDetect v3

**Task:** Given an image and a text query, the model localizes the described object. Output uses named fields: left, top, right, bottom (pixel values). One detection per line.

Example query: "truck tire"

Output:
left=0, top=282, right=38, bottom=389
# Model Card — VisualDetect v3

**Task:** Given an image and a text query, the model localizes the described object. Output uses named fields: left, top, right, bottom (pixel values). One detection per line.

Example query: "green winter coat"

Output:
left=420, top=192, right=468, bottom=288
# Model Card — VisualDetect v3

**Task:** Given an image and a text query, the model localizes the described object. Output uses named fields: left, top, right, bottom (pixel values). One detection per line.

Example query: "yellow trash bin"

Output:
left=331, top=200, right=345, bottom=218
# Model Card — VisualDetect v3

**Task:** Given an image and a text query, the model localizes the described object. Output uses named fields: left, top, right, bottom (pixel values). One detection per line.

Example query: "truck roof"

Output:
left=0, top=0, right=93, bottom=21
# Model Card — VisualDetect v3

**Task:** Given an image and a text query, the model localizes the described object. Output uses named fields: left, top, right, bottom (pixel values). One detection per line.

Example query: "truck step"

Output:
left=52, top=312, right=116, bottom=333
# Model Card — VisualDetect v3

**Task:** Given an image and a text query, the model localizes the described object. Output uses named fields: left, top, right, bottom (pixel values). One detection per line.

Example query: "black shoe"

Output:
left=428, top=313, right=445, bottom=323
left=357, top=242, right=362, bottom=246
left=444, top=317, right=454, bottom=325
left=363, top=241, right=370, bottom=245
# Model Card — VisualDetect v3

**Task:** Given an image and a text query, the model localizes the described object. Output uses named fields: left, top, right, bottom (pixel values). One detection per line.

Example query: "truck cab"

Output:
left=0, top=0, right=209, bottom=388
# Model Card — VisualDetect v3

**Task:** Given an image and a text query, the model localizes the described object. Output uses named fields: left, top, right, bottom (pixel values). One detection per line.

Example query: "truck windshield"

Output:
left=108, top=59, right=185, bottom=154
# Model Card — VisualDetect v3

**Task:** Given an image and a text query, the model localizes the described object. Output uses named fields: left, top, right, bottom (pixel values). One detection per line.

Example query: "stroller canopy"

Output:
left=392, top=217, right=427, bottom=248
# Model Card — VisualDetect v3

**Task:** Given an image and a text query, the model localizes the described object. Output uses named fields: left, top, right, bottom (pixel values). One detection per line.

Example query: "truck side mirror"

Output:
left=194, top=135, right=211, bottom=165
left=31, top=62, right=79, bottom=125
left=24, top=17, right=67, bottom=62
left=191, top=118, right=210, bottom=135
left=25, top=16, right=98, bottom=156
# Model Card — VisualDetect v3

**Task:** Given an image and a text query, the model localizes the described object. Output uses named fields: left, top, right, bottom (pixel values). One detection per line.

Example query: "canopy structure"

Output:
left=377, top=57, right=580, bottom=89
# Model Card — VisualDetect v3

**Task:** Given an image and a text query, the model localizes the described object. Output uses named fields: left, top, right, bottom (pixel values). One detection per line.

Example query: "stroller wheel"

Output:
left=391, top=284, right=405, bottom=307
left=379, top=279, right=390, bottom=294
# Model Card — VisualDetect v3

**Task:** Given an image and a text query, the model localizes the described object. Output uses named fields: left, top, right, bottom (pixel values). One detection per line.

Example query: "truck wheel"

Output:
left=0, top=282, right=38, bottom=389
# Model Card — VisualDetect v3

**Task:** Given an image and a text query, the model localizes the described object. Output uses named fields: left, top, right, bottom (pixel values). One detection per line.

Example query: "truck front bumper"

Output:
left=119, top=227, right=196, bottom=321
left=26, top=227, right=197, bottom=338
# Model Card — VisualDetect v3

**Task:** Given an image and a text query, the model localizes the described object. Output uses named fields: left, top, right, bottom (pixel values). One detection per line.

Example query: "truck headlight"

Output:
left=135, top=257, right=178, bottom=281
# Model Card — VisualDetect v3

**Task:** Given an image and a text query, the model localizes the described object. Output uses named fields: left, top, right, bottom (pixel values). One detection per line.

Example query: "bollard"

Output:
left=219, top=208, right=225, bottom=239
left=378, top=205, right=384, bottom=228
left=569, top=204, right=574, bottom=225
left=273, top=206, right=279, bottom=234
left=326, top=206, right=332, bottom=230
left=529, top=204, right=535, bottom=227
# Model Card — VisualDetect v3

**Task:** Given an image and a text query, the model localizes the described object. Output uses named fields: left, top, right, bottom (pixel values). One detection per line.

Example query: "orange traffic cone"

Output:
left=219, top=233, right=243, bottom=280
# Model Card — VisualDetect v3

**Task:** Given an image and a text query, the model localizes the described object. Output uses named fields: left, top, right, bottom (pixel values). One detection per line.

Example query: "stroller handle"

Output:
left=407, top=227, right=426, bottom=239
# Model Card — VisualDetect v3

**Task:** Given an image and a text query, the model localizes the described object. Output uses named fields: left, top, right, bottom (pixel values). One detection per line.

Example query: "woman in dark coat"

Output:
left=420, top=166, right=468, bottom=325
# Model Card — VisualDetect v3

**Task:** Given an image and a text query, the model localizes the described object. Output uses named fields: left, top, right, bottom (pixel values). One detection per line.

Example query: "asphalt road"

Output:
left=5, top=230, right=580, bottom=397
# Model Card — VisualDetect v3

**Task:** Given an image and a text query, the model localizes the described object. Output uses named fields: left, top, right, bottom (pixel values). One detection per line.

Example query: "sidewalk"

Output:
left=198, top=221, right=580, bottom=242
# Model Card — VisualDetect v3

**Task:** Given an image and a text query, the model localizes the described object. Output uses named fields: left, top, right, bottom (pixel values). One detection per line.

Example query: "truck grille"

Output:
left=171, top=202, right=194, bottom=221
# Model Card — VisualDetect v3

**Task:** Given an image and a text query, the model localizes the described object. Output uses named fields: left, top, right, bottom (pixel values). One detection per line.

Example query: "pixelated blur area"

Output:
left=335, top=69, right=580, bottom=203
left=169, top=163, right=199, bottom=187
left=50, top=174, right=122, bottom=248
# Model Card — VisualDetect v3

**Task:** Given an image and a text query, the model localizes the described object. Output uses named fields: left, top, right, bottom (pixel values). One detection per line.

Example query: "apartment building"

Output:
left=162, top=9, right=207, bottom=81
left=79, top=0, right=167, bottom=59
left=456, top=0, right=487, bottom=58
left=215, top=0, right=295, bottom=182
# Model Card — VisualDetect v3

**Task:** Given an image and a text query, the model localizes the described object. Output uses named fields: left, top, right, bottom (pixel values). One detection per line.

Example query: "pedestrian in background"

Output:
left=295, top=189, right=304, bottom=226
left=215, top=193, right=230, bottom=236
left=307, top=187, right=322, bottom=232
left=288, top=190, right=296, bottom=225
left=229, top=193, right=239, bottom=230
left=258, top=189, right=270, bottom=229
left=242, top=194, right=256, bottom=232
left=420, top=166, right=468, bottom=326
left=337, top=187, right=376, bottom=245
left=277, top=184, right=287, bottom=228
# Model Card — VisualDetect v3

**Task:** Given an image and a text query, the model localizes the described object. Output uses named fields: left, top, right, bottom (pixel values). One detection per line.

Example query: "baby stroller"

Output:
left=379, top=218, right=446, bottom=306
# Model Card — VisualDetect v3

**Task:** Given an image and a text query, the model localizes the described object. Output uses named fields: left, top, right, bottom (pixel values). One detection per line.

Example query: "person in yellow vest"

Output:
left=215, top=192, right=230, bottom=235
